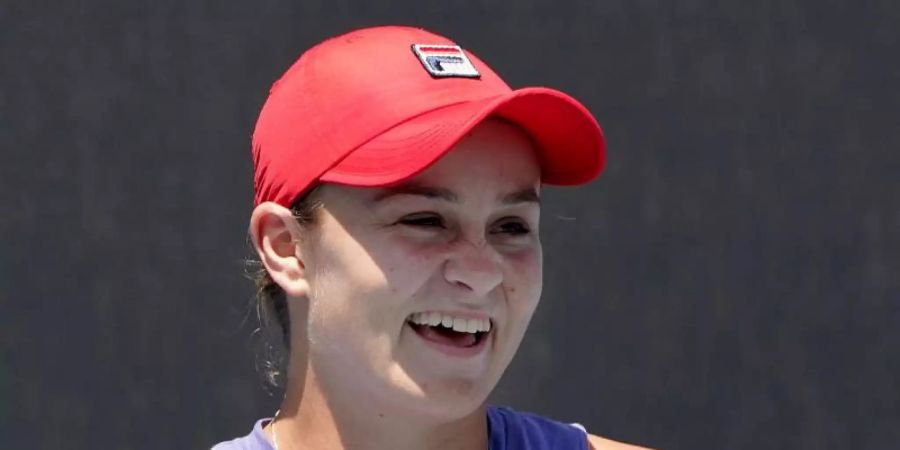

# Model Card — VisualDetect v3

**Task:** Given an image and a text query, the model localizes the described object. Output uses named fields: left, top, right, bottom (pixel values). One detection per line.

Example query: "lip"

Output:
left=406, top=322, right=492, bottom=358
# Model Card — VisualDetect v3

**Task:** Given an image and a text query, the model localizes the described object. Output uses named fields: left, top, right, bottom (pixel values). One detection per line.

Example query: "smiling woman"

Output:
left=212, top=25, right=650, bottom=450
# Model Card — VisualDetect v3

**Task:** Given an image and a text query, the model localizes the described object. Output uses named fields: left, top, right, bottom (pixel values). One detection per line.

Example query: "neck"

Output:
left=268, top=363, right=489, bottom=450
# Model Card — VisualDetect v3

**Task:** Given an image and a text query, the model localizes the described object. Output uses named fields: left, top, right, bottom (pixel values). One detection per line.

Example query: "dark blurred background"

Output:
left=2, top=0, right=898, bottom=449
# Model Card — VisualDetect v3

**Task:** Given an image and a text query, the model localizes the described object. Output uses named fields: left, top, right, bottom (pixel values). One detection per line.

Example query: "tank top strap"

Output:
left=487, top=405, right=589, bottom=450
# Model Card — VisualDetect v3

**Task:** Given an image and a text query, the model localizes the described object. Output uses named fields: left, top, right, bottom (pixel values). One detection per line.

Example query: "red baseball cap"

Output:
left=252, top=25, right=606, bottom=207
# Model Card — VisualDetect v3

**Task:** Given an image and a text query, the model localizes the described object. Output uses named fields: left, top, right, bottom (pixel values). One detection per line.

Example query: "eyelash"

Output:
left=398, top=214, right=445, bottom=228
left=397, top=213, right=531, bottom=236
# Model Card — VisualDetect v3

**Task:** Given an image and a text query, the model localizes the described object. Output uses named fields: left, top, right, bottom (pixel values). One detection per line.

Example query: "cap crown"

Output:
left=252, top=26, right=512, bottom=206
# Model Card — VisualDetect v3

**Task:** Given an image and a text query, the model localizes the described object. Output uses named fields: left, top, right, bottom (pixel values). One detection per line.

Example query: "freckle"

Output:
left=509, top=287, right=516, bottom=293
left=378, top=412, right=385, bottom=418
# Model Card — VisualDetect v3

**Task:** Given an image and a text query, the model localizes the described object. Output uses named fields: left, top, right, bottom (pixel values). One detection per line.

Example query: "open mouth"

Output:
left=406, top=312, right=492, bottom=348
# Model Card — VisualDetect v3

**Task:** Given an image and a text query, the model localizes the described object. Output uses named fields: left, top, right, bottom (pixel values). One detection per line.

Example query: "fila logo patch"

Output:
left=411, top=44, right=480, bottom=78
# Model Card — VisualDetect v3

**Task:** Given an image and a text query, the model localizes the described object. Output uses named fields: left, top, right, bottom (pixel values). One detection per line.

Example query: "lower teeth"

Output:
left=410, top=323, right=482, bottom=347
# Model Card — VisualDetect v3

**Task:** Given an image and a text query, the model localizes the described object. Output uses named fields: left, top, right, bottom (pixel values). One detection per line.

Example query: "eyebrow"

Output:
left=371, top=183, right=540, bottom=205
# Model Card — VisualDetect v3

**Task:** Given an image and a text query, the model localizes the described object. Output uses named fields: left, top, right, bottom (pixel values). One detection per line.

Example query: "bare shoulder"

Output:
left=586, top=432, right=655, bottom=450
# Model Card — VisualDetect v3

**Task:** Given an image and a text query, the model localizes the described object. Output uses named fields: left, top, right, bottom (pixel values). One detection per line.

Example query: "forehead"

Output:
left=403, top=118, right=541, bottom=190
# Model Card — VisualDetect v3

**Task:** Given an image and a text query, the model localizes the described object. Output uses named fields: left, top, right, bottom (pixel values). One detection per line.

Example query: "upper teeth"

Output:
left=408, top=312, right=492, bottom=333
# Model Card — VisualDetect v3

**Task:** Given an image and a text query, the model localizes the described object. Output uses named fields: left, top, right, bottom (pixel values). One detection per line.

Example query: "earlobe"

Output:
left=249, top=202, right=311, bottom=298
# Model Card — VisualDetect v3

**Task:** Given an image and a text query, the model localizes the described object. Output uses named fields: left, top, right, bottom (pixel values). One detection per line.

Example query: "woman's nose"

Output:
left=442, top=238, right=503, bottom=298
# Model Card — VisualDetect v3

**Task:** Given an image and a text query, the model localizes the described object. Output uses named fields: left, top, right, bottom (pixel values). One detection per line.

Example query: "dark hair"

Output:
left=248, top=185, right=323, bottom=388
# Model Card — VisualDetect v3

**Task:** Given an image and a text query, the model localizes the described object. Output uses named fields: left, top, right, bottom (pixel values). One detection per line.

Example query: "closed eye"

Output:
left=397, top=213, right=446, bottom=228
left=492, top=218, right=531, bottom=236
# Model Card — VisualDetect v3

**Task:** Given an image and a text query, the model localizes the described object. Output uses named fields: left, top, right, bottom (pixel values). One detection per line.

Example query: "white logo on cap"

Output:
left=411, top=44, right=480, bottom=78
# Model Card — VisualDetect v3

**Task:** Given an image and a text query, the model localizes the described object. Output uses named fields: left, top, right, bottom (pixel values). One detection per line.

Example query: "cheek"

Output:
left=504, top=247, right=543, bottom=307
left=303, top=234, right=393, bottom=350
left=305, top=235, right=441, bottom=342
left=493, top=249, right=542, bottom=371
left=376, top=238, right=449, bottom=292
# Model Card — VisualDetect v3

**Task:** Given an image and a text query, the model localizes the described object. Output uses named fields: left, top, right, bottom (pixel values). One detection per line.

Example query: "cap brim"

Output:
left=318, top=87, right=605, bottom=187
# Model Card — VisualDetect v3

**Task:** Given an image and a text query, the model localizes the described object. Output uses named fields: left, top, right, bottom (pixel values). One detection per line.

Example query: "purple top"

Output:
left=211, top=405, right=588, bottom=450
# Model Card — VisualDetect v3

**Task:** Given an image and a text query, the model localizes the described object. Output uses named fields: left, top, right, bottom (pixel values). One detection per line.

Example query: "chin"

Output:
left=398, top=375, right=495, bottom=422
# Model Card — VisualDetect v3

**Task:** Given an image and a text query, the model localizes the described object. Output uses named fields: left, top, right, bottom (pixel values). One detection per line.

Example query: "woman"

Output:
left=214, top=25, right=649, bottom=450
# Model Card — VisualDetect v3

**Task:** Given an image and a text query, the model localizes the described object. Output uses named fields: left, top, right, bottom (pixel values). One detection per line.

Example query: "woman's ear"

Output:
left=249, top=202, right=311, bottom=298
